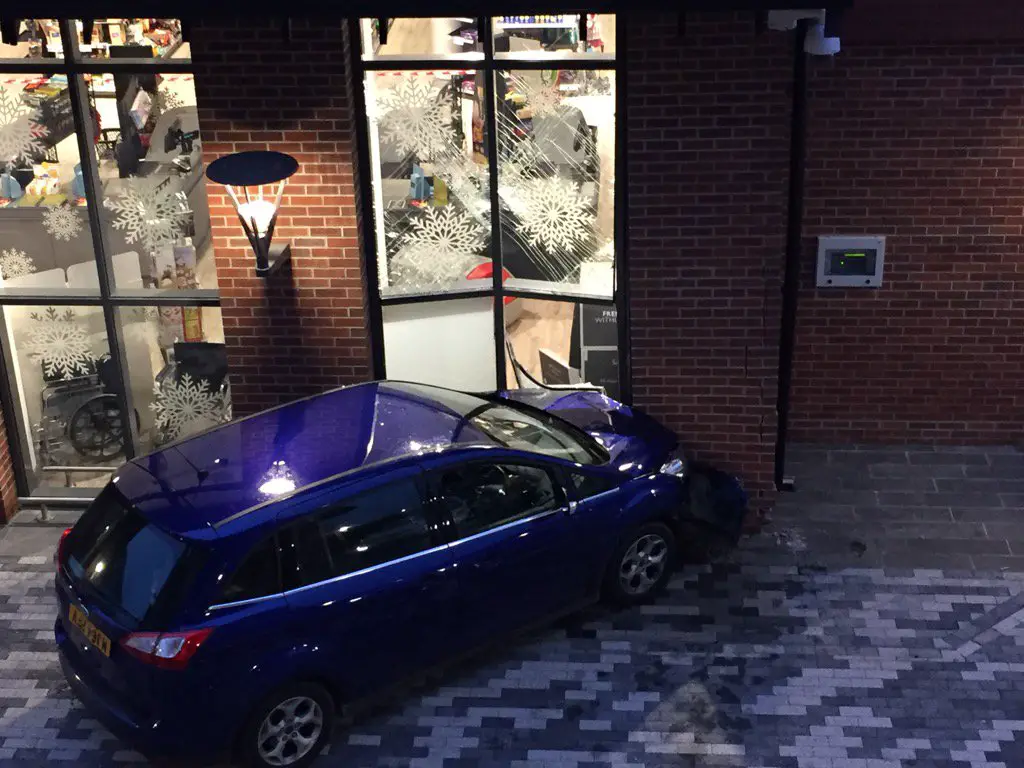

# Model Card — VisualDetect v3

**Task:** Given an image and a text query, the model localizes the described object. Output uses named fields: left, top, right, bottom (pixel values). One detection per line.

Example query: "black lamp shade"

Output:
left=206, top=150, right=299, bottom=187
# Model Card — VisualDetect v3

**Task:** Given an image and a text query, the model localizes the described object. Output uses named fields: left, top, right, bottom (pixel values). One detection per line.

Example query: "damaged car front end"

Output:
left=495, top=388, right=750, bottom=557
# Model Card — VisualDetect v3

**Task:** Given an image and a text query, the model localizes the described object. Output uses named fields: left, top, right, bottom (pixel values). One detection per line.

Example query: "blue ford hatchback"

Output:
left=55, top=381, right=746, bottom=767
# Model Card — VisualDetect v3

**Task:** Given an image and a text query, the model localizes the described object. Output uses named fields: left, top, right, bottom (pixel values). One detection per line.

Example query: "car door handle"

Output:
left=565, top=501, right=578, bottom=516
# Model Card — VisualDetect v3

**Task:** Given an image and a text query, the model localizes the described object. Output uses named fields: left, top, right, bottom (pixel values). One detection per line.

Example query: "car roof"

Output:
left=113, top=381, right=517, bottom=539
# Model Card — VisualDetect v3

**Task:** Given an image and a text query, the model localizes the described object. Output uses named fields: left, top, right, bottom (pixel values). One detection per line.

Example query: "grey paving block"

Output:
left=929, top=492, right=1005, bottom=509
left=880, top=552, right=976, bottom=570
left=855, top=507, right=955, bottom=524
left=884, top=537, right=1010, bottom=556
left=936, top=478, right=1024, bottom=494
left=870, top=464, right=965, bottom=480
left=951, top=508, right=1024, bottom=524
left=909, top=452, right=990, bottom=466
left=880, top=522, right=988, bottom=540
left=829, top=449, right=910, bottom=466
left=965, top=462, right=1024, bottom=480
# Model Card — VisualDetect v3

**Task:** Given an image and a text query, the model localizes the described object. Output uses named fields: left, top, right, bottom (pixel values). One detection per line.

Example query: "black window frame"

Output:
left=567, top=468, right=620, bottom=501
left=313, top=475, right=437, bottom=579
left=278, top=518, right=334, bottom=593
left=0, top=20, right=221, bottom=506
left=276, top=470, right=444, bottom=591
left=347, top=16, right=629, bottom=401
left=214, top=533, right=284, bottom=606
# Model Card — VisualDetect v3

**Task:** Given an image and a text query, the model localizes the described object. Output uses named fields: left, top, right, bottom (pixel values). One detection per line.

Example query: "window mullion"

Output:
left=479, top=16, right=506, bottom=392
left=58, top=19, right=141, bottom=460
left=613, top=15, right=630, bottom=405
left=347, top=17, right=387, bottom=379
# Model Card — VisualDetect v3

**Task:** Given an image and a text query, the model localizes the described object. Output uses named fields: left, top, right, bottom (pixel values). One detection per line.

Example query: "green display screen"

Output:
left=826, top=248, right=876, bottom=276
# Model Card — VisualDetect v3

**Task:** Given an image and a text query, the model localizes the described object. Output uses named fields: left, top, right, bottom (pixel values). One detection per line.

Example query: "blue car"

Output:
left=55, top=381, right=746, bottom=768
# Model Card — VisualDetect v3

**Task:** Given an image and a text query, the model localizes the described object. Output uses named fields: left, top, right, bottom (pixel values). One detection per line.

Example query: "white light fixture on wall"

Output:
left=767, top=9, right=841, bottom=56
left=206, top=150, right=299, bottom=277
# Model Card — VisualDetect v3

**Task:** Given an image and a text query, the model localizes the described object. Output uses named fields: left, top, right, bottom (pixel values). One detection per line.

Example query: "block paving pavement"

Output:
left=0, top=444, right=1022, bottom=768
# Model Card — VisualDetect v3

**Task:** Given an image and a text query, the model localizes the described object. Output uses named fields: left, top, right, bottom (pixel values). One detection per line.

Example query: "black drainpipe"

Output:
left=773, top=18, right=810, bottom=491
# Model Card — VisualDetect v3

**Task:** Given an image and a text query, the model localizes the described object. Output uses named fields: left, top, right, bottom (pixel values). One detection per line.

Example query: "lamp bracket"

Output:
left=256, top=242, right=292, bottom=278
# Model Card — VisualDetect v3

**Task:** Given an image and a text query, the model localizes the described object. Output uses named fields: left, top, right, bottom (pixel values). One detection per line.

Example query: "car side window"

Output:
left=438, top=463, right=561, bottom=538
left=316, top=480, right=432, bottom=578
left=570, top=472, right=618, bottom=499
left=279, top=521, right=333, bottom=592
left=219, top=537, right=280, bottom=603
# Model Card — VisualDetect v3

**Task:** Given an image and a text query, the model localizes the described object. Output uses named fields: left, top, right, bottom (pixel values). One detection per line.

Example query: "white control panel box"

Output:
left=816, top=235, right=886, bottom=288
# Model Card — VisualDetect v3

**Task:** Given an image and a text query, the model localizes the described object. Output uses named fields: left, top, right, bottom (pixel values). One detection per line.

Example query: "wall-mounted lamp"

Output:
left=205, top=150, right=299, bottom=277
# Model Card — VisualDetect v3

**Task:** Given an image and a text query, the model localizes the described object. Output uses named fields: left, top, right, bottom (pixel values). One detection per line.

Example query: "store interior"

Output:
left=0, top=19, right=225, bottom=493
left=365, top=16, right=620, bottom=397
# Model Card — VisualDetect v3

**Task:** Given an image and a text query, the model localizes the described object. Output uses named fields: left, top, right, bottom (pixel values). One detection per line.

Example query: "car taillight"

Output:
left=120, top=628, right=213, bottom=670
left=54, top=527, right=72, bottom=570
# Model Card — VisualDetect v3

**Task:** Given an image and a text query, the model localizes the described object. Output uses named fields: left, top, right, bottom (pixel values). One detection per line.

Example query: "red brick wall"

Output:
left=791, top=3, right=1024, bottom=443
left=191, top=18, right=371, bottom=416
left=0, top=415, right=16, bottom=521
left=626, top=13, right=791, bottom=511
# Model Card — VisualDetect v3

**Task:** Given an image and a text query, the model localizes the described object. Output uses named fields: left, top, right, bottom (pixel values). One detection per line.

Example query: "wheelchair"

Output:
left=37, top=354, right=138, bottom=464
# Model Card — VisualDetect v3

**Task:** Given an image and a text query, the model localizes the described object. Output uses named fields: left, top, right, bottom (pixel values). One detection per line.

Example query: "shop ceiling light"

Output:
left=205, top=150, right=299, bottom=277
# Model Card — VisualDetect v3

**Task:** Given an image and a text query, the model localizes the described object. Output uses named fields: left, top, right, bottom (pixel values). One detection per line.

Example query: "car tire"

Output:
left=238, top=681, right=335, bottom=768
left=603, top=521, right=677, bottom=606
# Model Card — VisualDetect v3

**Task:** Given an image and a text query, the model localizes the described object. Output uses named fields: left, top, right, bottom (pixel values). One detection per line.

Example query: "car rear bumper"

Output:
left=56, top=620, right=229, bottom=758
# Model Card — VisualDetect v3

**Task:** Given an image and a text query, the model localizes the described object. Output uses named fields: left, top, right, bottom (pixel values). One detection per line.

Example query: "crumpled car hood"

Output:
left=499, top=389, right=678, bottom=476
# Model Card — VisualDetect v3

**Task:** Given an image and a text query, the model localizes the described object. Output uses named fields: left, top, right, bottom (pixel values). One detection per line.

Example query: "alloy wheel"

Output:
left=618, top=533, right=669, bottom=595
left=256, top=696, right=324, bottom=767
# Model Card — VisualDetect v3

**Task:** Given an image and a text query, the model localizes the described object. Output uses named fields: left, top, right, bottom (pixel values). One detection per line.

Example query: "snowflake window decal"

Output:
left=151, top=373, right=232, bottom=442
left=390, top=206, right=487, bottom=289
left=0, top=86, right=48, bottom=168
left=25, top=307, right=95, bottom=380
left=508, top=176, right=595, bottom=253
left=498, top=144, right=544, bottom=197
left=438, top=158, right=490, bottom=209
left=0, top=248, right=37, bottom=280
left=505, top=73, right=563, bottom=119
left=42, top=205, right=84, bottom=242
left=374, top=76, right=454, bottom=160
left=105, top=178, right=190, bottom=253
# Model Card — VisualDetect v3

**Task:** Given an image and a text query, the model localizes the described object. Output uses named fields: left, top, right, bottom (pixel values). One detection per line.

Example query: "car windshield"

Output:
left=65, top=487, right=193, bottom=624
left=467, top=403, right=607, bottom=465
left=385, top=382, right=609, bottom=465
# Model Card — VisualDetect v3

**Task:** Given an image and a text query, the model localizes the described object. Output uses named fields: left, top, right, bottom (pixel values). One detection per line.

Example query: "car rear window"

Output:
left=65, top=486, right=199, bottom=625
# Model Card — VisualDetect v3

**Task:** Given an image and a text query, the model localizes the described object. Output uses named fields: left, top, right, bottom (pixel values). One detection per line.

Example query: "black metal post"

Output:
left=480, top=16, right=507, bottom=391
left=347, top=18, right=387, bottom=379
left=774, top=18, right=810, bottom=490
left=614, top=14, right=631, bottom=404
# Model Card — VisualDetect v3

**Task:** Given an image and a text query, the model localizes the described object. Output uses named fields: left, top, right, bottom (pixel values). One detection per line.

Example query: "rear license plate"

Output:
left=68, top=605, right=111, bottom=656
